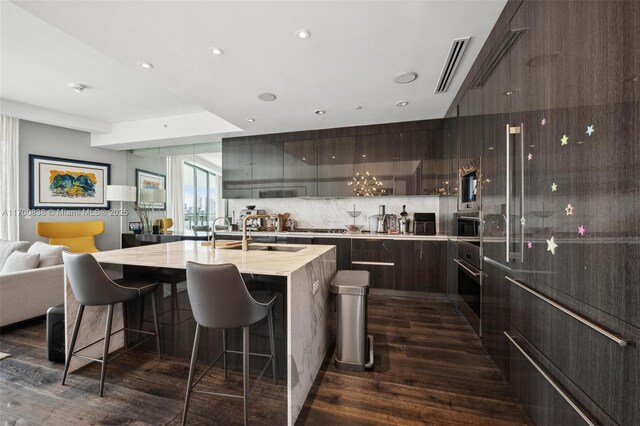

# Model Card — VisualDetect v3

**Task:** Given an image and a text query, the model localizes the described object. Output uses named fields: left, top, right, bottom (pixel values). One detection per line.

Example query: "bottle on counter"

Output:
left=399, top=205, right=410, bottom=234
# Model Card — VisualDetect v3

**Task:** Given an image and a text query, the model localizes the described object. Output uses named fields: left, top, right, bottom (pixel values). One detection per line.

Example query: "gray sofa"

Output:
left=0, top=240, right=65, bottom=327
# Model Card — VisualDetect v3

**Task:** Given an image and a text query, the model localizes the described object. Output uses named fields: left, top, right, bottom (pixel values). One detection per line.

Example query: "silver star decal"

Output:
left=546, top=236, right=558, bottom=255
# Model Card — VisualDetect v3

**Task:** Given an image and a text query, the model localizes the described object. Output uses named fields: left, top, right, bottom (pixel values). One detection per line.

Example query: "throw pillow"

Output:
left=0, top=240, right=31, bottom=271
left=1, top=251, right=40, bottom=274
left=28, top=241, right=68, bottom=268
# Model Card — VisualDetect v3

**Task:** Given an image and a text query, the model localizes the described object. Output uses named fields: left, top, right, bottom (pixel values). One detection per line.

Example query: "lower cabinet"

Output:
left=351, top=239, right=395, bottom=289
left=393, top=240, right=445, bottom=292
left=312, top=237, right=352, bottom=273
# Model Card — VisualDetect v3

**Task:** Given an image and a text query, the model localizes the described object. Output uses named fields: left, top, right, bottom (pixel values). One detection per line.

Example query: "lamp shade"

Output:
left=106, top=185, right=137, bottom=202
left=140, top=188, right=165, bottom=203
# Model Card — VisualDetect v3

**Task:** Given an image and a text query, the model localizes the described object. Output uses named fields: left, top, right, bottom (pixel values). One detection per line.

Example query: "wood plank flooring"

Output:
left=0, top=295, right=530, bottom=425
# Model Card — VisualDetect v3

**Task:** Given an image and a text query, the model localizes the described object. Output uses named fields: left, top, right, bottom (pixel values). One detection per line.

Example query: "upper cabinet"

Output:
left=317, top=136, right=355, bottom=197
left=283, top=139, right=318, bottom=197
left=222, top=120, right=444, bottom=198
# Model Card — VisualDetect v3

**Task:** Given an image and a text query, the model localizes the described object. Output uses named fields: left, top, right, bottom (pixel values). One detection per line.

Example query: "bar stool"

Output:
left=61, top=252, right=161, bottom=397
left=182, top=262, right=277, bottom=426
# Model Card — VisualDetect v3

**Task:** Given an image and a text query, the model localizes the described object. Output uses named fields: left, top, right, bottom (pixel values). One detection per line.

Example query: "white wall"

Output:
left=228, top=196, right=440, bottom=232
left=18, top=120, right=126, bottom=250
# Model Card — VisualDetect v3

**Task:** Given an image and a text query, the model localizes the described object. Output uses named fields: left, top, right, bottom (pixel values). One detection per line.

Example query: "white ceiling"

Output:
left=2, top=0, right=507, bottom=149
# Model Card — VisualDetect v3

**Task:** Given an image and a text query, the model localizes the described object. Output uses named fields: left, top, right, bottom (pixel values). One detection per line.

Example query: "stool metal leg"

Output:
left=222, top=329, right=227, bottom=378
left=243, top=326, right=250, bottom=426
left=268, top=308, right=276, bottom=384
left=61, top=304, right=84, bottom=385
left=182, top=323, right=201, bottom=426
left=150, top=292, right=162, bottom=358
left=99, top=304, right=114, bottom=397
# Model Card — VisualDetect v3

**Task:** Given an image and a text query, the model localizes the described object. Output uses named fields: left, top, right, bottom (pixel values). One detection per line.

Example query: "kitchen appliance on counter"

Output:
left=239, top=208, right=267, bottom=231
left=398, top=205, right=410, bottom=235
left=376, top=205, right=387, bottom=233
left=413, top=213, right=436, bottom=235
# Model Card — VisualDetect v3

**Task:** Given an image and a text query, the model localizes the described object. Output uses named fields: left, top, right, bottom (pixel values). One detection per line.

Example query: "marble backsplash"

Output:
left=228, top=196, right=440, bottom=232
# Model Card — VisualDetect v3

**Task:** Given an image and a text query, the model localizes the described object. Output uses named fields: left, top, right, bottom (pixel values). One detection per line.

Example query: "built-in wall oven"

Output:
left=455, top=213, right=482, bottom=337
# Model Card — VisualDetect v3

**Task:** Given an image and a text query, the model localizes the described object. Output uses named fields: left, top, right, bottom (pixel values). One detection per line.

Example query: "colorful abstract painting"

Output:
left=30, top=155, right=110, bottom=209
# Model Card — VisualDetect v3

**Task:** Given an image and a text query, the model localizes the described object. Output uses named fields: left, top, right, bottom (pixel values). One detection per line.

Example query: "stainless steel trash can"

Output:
left=329, top=270, right=374, bottom=371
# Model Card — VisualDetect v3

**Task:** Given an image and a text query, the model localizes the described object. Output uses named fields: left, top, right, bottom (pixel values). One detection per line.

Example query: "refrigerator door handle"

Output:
left=520, top=122, right=525, bottom=263
left=505, top=124, right=510, bottom=263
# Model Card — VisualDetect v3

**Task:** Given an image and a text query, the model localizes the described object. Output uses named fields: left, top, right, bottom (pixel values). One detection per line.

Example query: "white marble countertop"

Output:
left=92, top=240, right=335, bottom=276
left=214, top=230, right=452, bottom=241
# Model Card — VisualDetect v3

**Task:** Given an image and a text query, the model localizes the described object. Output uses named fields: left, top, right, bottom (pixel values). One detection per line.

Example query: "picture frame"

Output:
left=136, top=168, right=166, bottom=210
left=29, top=154, right=110, bottom=209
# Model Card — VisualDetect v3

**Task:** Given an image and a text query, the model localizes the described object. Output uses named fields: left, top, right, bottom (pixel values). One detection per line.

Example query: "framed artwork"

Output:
left=29, top=154, right=110, bottom=209
left=136, top=168, right=166, bottom=210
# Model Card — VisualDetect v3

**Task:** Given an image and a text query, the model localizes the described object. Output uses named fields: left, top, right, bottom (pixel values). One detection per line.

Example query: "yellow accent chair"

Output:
left=36, top=221, right=104, bottom=253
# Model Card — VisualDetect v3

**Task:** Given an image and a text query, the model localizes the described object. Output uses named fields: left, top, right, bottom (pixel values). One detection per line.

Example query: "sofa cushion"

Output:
left=0, top=240, right=31, bottom=271
left=1, top=251, right=40, bottom=274
left=27, top=241, right=67, bottom=268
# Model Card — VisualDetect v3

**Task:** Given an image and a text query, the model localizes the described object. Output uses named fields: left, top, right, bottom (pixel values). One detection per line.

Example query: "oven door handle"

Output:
left=454, top=258, right=481, bottom=278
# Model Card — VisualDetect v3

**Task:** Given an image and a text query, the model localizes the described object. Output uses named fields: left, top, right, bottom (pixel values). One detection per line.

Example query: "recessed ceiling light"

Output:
left=296, top=29, right=311, bottom=39
left=394, top=71, right=418, bottom=84
left=315, top=110, right=326, bottom=115
left=258, top=93, right=277, bottom=102
left=68, top=83, right=86, bottom=93
left=138, top=62, right=154, bottom=69
left=396, top=101, right=409, bottom=107
left=244, top=117, right=255, bottom=122
left=209, top=47, right=224, bottom=56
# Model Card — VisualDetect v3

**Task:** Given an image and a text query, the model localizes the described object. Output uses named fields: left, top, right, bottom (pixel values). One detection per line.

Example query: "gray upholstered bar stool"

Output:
left=61, top=252, right=161, bottom=397
left=182, top=262, right=276, bottom=426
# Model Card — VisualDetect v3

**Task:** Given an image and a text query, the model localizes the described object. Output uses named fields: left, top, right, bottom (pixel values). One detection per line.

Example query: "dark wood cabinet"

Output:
left=221, top=141, right=252, bottom=199
left=351, top=239, right=394, bottom=289
left=480, top=259, right=511, bottom=379
left=312, top=237, right=351, bottom=273
left=354, top=134, right=394, bottom=196
left=251, top=141, right=284, bottom=199
left=283, top=139, right=317, bottom=197
left=317, top=136, right=356, bottom=197
left=393, top=240, right=444, bottom=292
left=393, top=132, right=424, bottom=196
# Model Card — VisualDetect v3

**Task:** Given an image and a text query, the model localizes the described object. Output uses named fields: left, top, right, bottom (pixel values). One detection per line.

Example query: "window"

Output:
left=183, top=163, right=220, bottom=232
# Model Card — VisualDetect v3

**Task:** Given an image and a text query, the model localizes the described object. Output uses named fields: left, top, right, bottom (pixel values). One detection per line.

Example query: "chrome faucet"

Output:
left=242, top=214, right=269, bottom=251
left=210, top=217, right=232, bottom=249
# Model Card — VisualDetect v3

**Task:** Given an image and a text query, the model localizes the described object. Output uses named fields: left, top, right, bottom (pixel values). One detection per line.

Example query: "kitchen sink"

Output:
left=220, top=245, right=306, bottom=252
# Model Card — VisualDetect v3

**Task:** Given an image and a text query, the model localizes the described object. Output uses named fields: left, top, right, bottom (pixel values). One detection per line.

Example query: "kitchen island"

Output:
left=64, top=241, right=337, bottom=425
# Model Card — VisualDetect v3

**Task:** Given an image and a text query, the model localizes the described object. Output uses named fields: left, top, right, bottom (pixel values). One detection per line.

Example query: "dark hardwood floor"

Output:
left=0, top=295, right=530, bottom=425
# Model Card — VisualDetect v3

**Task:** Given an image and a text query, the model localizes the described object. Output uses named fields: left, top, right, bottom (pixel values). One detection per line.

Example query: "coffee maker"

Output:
left=239, top=208, right=267, bottom=230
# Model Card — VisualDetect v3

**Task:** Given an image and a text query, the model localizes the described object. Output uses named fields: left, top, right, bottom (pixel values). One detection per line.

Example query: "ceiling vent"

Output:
left=434, top=37, right=470, bottom=94
left=471, top=29, right=527, bottom=89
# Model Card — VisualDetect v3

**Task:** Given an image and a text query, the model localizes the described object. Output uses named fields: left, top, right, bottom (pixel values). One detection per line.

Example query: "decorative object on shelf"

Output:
left=29, top=154, right=110, bottom=209
left=347, top=171, right=385, bottom=196
left=131, top=202, right=151, bottom=233
left=106, top=185, right=137, bottom=247
left=136, top=169, right=166, bottom=209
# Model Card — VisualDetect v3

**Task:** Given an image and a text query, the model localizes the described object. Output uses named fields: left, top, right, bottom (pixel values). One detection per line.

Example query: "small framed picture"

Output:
left=136, top=168, right=166, bottom=210
left=29, top=154, right=110, bottom=209
left=128, top=222, right=143, bottom=234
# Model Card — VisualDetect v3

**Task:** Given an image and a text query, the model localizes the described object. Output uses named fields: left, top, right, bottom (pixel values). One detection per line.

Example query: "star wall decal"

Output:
left=551, top=182, right=558, bottom=192
left=561, top=135, right=569, bottom=145
left=578, top=225, right=586, bottom=236
left=527, top=241, right=533, bottom=249
left=527, top=152, right=533, bottom=161
left=546, top=236, right=558, bottom=255
left=586, top=125, right=595, bottom=136
left=540, top=118, right=546, bottom=126
left=520, top=217, right=526, bottom=226
left=565, top=204, right=574, bottom=215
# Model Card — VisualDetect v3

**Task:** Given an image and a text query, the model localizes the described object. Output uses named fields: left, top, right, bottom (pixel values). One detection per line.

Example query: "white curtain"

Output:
left=0, top=116, right=19, bottom=240
left=167, top=156, right=184, bottom=234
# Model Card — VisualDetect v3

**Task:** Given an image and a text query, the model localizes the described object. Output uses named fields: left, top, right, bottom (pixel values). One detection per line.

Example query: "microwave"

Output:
left=459, top=159, right=480, bottom=211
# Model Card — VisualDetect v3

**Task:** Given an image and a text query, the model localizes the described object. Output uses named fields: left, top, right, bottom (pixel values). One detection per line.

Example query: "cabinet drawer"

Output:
left=351, top=263, right=394, bottom=290
left=507, top=330, right=615, bottom=426
left=509, top=278, right=639, bottom=425
left=351, top=239, right=394, bottom=263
